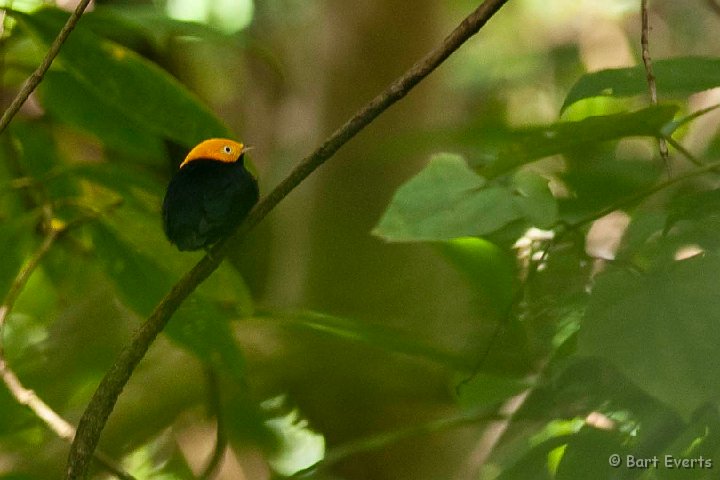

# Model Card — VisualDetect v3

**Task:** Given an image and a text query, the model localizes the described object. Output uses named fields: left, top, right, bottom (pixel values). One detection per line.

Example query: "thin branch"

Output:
left=0, top=222, right=135, bottom=480
left=65, top=1, right=512, bottom=477
left=0, top=0, right=93, bottom=136
left=0, top=227, right=58, bottom=357
left=640, top=0, right=670, bottom=171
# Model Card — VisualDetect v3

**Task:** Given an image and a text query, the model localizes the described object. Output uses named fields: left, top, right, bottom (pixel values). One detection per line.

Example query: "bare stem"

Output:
left=65, top=1, right=512, bottom=477
left=640, top=0, right=670, bottom=170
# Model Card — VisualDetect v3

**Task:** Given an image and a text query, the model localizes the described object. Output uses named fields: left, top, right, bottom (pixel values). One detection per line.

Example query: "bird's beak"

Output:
left=242, top=144, right=255, bottom=155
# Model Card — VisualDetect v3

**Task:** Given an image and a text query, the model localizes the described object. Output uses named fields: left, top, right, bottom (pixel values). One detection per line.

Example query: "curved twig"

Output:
left=65, top=1, right=512, bottom=477
left=0, top=0, right=92, bottom=135
left=0, top=222, right=135, bottom=480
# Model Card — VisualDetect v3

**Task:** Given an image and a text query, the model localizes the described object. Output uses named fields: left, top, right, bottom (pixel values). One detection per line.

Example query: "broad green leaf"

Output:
left=14, top=7, right=231, bottom=148
left=373, top=153, right=522, bottom=242
left=562, top=57, right=720, bottom=113
left=38, top=70, right=165, bottom=162
left=265, top=309, right=471, bottom=371
left=483, top=105, right=677, bottom=178
left=578, top=254, right=720, bottom=419
left=375, top=154, right=562, bottom=243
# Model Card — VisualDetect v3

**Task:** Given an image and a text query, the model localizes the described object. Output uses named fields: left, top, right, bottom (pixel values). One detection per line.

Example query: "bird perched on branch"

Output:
left=162, top=138, right=259, bottom=251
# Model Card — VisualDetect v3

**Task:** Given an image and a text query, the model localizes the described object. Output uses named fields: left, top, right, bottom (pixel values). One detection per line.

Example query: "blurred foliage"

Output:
left=0, top=1, right=719, bottom=479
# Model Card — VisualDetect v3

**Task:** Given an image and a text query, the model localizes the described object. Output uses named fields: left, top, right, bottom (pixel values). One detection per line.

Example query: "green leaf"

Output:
left=437, top=237, right=517, bottom=317
left=262, top=396, right=325, bottom=477
left=555, top=428, right=625, bottom=480
left=559, top=158, right=663, bottom=223
left=86, top=5, right=238, bottom=51
left=265, top=309, right=471, bottom=371
left=483, top=105, right=678, bottom=178
left=456, top=373, right=530, bottom=410
left=38, top=70, right=165, bottom=161
left=562, top=57, right=720, bottom=112
left=512, top=170, right=558, bottom=228
left=374, top=154, right=562, bottom=243
left=495, top=435, right=571, bottom=480
left=10, top=120, right=78, bottom=200
left=14, top=7, right=231, bottom=148
left=373, top=153, right=523, bottom=242
left=0, top=215, right=34, bottom=301
left=578, top=254, right=720, bottom=419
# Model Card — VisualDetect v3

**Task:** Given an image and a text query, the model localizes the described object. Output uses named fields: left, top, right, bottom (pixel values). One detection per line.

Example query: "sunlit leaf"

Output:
left=87, top=4, right=239, bottom=49
left=122, top=431, right=194, bottom=480
left=14, top=7, right=231, bottom=148
left=562, top=57, right=720, bottom=112
left=437, top=237, right=516, bottom=317
left=262, top=395, right=325, bottom=477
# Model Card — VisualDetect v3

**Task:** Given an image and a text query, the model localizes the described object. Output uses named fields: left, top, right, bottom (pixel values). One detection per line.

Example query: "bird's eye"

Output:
left=223, top=146, right=233, bottom=154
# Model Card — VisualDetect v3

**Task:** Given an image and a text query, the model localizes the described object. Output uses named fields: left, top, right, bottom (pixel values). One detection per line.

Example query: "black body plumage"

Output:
left=162, top=157, right=259, bottom=251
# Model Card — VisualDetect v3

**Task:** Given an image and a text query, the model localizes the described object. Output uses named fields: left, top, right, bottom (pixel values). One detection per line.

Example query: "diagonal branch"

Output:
left=0, top=0, right=93, bottom=135
left=65, top=1, right=512, bottom=477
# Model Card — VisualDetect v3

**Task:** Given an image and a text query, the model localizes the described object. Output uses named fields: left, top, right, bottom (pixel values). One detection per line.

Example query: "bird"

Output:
left=162, top=138, right=259, bottom=251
